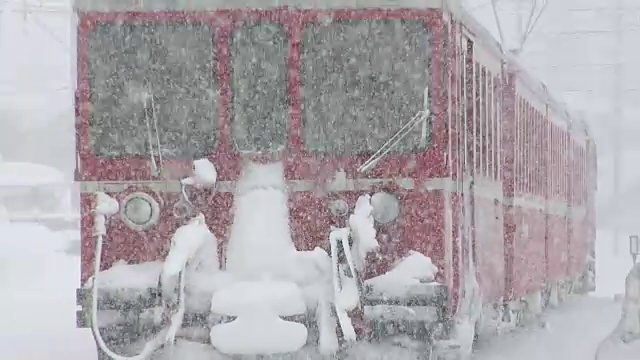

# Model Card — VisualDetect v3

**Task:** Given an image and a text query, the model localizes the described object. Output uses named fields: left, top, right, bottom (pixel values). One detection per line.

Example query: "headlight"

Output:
left=120, top=192, right=160, bottom=230
left=328, top=199, right=349, bottom=216
left=371, top=192, right=400, bottom=224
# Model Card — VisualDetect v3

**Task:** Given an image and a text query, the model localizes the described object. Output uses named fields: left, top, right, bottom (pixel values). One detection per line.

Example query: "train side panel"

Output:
left=546, top=121, right=570, bottom=282
left=508, top=85, right=548, bottom=299
left=470, top=49, right=505, bottom=304
left=568, top=137, right=589, bottom=278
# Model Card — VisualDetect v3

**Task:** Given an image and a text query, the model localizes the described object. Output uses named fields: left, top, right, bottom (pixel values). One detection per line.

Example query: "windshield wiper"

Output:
left=142, top=91, right=164, bottom=177
left=358, top=88, right=431, bottom=174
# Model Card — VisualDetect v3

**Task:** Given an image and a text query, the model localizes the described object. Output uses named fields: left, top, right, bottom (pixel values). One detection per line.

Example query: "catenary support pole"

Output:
left=612, top=0, right=623, bottom=255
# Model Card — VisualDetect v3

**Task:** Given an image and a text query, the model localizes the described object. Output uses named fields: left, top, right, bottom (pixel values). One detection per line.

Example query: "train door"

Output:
left=464, top=36, right=478, bottom=275
left=455, top=30, right=481, bottom=317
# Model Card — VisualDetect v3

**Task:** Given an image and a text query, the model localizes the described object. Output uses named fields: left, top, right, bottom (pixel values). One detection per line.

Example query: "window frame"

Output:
left=298, top=18, right=432, bottom=156
left=86, top=21, right=219, bottom=159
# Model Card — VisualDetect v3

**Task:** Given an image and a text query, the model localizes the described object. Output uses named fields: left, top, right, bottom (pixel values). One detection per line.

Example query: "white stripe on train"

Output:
left=78, top=177, right=586, bottom=219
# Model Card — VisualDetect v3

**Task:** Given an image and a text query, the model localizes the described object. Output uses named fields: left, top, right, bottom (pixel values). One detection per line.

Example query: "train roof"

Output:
left=452, top=4, right=589, bottom=138
left=73, top=0, right=446, bottom=12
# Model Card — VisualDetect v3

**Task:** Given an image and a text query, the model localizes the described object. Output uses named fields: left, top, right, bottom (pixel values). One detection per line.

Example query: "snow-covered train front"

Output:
left=73, top=0, right=597, bottom=358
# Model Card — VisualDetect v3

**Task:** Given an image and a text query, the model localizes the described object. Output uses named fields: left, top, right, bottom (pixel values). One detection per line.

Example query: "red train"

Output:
left=73, top=0, right=597, bottom=358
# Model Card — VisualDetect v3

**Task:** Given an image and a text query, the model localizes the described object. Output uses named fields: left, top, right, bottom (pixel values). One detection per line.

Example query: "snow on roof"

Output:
left=0, top=162, right=66, bottom=187
left=74, top=0, right=445, bottom=12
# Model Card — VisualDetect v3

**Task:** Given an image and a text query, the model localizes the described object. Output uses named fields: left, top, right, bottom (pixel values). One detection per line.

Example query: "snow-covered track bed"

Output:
left=77, top=282, right=450, bottom=328
left=77, top=280, right=451, bottom=358
left=123, top=338, right=436, bottom=359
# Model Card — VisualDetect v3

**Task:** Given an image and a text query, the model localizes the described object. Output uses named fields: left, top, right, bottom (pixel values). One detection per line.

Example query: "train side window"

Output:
left=552, top=125, right=557, bottom=198
left=564, top=134, right=568, bottom=199
left=518, top=97, right=524, bottom=192
left=532, top=110, right=537, bottom=196
left=549, top=124, right=552, bottom=198
left=540, top=112, right=544, bottom=196
left=559, top=132, right=563, bottom=198
left=529, top=105, right=534, bottom=194
left=530, top=109, right=535, bottom=195
left=532, top=107, right=537, bottom=195
left=524, top=105, right=528, bottom=194
left=552, top=125, right=556, bottom=198
left=554, top=125, right=558, bottom=199
left=558, top=130, right=565, bottom=202
left=540, top=113, right=544, bottom=196
left=492, top=76, right=497, bottom=180
left=516, top=97, right=524, bottom=192
left=519, top=101, right=524, bottom=193
left=486, top=73, right=493, bottom=180
left=480, top=67, right=486, bottom=177
left=524, top=102, right=532, bottom=194
left=519, top=98, right=525, bottom=192
left=515, top=97, right=520, bottom=192
left=539, top=112, right=544, bottom=196
left=583, top=150, right=587, bottom=203
left=562, top=133, right=565, bottom=199
left=493, top=77, right=499, bottom=181
left=585, top=151, right=588, bottom=202
left=578, top=149, right=582, bottom=204
left=473, top=62, right=480, bottom=175
left=553, top=125, right=557, bottom=198
left=527, top=104, right=536, bottom=194
left=513, top=97, right=516, bottom=190
left=483, top=71, right=489, bottom=179
left=484, top=68, right=490, bottom=178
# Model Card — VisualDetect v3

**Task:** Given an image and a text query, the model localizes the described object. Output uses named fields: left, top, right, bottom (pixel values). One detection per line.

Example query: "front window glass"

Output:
left=231, top=22, right=289, bottom=153
left=87, top=22, right=217, bottom=158
left=301, top=19, right=431, bottom=155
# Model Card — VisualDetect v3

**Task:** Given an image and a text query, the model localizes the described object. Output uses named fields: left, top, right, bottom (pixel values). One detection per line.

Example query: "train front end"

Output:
left=74, top=0, right=456, bottom=358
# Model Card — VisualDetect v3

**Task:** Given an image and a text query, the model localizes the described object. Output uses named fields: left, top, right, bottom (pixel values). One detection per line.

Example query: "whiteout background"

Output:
left=0, top=0, right=638, bottom=359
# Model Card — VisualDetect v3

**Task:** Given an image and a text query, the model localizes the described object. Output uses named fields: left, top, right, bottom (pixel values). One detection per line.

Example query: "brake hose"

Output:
left=90, top=210, right=185, bottom=359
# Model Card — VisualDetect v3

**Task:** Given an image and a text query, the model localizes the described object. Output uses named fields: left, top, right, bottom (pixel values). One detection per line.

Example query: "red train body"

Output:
left=74, top=0, right=597, bottom=356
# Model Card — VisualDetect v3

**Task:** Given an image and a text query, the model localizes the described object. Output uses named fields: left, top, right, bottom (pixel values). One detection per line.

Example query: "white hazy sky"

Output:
left=0, top=0, right=73, bottom=131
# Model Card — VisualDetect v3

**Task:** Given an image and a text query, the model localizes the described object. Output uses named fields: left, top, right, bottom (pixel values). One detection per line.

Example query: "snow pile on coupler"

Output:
left=86, top=160, right=446, bottom=358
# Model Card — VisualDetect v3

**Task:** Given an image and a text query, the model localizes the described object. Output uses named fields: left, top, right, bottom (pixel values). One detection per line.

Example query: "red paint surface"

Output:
left=77, top=8, right=448, bottom=288
left=76, top=7, right=597, bottom=314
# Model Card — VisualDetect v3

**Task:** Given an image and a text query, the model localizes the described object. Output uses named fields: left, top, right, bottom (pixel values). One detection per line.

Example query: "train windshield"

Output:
left=87, top=22, right=217, bottom=159
left=301, top=19, right=431, bottom=155
left=230, top=22, right=289, bottom=153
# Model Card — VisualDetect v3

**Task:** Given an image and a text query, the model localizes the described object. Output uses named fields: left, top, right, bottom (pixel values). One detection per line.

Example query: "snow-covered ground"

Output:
left=0, top=223, right=97, bottom=359
left=471, top=231, right=640, bottom=360
left=594, top=230, right=636, bottom=298
left=0, top=223, right=637, bottom=359
left=473, top=296, right=637, bottom=360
